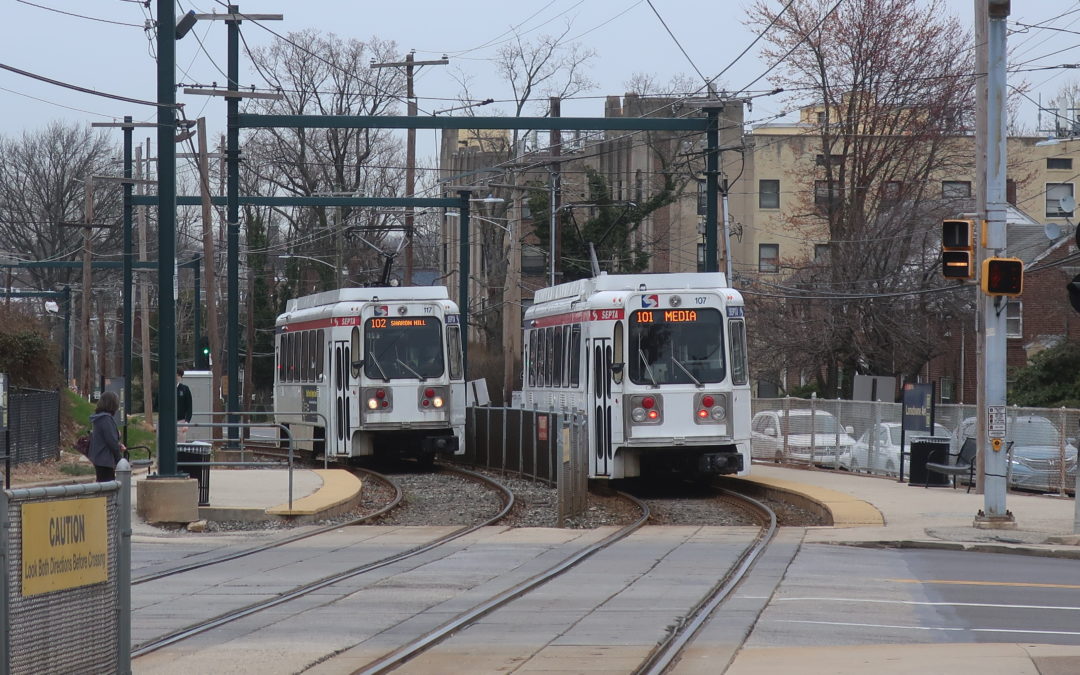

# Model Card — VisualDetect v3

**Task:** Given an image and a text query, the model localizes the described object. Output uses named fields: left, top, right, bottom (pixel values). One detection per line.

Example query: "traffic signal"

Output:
left=941, top=218, right=975, bottom=280
left=981, top=257, right=1023, bottom=297
left=195, top=336, right=211, bottom=369
left=1069, top=273, right=1080, bottom=313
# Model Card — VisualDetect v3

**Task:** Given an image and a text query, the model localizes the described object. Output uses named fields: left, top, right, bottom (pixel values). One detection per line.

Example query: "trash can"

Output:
left=177, top=441, right=212, bottom=505
left=908, top=436, right=951, bottom=486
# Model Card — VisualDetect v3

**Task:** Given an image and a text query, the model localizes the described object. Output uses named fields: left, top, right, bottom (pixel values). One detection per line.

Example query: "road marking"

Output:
left=775, top=619, right=1080, bottom=637
left=887, top=578, right=1080, bottom=589
left=758, top=596, right=1080, bottom=611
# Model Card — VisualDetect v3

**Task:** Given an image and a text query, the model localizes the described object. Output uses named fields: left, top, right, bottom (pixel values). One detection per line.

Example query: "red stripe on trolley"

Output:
left=278, top=316, right=360, bottom=333
left=529, top=307, right=624, bottom=328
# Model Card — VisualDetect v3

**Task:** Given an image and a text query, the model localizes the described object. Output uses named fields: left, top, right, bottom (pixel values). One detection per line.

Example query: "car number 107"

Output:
left=694, top=296, right=708, bottom=305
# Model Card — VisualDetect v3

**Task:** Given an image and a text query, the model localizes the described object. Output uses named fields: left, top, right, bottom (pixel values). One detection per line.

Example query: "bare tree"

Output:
left=745, top=0, right=976, bottom=395
left=243, top=30, right=408, bottom=291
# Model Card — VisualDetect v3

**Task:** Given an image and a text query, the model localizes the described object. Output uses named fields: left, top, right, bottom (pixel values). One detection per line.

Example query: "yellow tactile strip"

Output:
left=722, top=474, right=885, bottom=528
left=266, top=469, right=363, bottom=517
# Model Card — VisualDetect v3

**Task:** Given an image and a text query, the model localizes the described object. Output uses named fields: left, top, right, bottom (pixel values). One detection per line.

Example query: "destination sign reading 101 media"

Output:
left=635, top=310, right=699, bottom=323
left=370, top=318, right=430, bottom=328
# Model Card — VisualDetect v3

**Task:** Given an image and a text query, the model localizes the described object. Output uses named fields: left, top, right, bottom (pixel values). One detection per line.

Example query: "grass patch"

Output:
left=64, top=389, right=157, bottom=461
left=60, top=464, right=96, bottom=477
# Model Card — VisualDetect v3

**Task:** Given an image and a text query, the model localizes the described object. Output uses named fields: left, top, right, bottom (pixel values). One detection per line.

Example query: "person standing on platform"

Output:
left=88, top=391, right=125, bottom=482
left=177, top=367, right=193, bottom=442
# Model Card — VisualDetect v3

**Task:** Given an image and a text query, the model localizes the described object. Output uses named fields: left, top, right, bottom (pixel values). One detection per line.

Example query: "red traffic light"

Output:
left=981, top=257, right=1023, bottom=297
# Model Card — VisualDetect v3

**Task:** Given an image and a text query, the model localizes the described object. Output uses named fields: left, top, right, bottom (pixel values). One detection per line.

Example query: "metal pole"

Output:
left=0, top=487, right=9, bottom=675
left=155, top=0, right=179, bottom=476
left=978, top=0, right=1012, bottom=525
left=457, top=190, right=470, bottom=379
left=116, top=459, right=131, bottom=675
left=226, top=6, right=241, bottom=449
left=721, top=180, right=733, bottom=283
left=704, top=108, right=720, bottom=273
left=548, top=171, right=558, bottom=285
left=122, top=118, right=133, bottom=447
left=191, top=256, right=201, bottom=364
left=63, top=286, right=71, bottom=384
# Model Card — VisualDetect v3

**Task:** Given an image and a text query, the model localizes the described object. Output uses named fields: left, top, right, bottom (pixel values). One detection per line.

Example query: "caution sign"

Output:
left=21, top=498, right=108, bottom=596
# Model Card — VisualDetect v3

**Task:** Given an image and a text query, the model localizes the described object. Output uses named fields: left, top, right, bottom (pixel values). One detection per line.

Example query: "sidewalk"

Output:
left=743, top=464, right=1080, bottom=553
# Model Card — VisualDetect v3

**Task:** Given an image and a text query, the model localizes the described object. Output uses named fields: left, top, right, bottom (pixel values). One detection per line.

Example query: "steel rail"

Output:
left=352, top=491, right=651, bottom=675
left=131, top=465, right=513, bottom=659
left=132, top=467, right=403, bottom=584
left=634, top=488, right=778, bottom=675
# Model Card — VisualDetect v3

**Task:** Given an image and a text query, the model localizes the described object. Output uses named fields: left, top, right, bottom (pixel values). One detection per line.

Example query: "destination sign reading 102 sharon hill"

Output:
left=21, top=497, right=108, bottom=596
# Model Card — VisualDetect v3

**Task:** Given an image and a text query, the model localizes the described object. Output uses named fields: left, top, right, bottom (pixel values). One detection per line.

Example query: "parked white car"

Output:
left=956, top=416, right=1077, bottom=493
left=751, top=409, right=856, bottom=466
left=840, top=422, right=952, bottom=476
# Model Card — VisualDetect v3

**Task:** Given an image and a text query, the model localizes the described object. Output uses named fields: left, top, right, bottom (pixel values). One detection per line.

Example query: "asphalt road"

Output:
left=745, top=544, right=1080, bottom=648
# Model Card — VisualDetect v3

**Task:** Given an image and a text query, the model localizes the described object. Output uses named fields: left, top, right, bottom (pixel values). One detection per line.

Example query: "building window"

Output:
left=881, top=181, right=903, bottom=203
left=521, top=245, right=547, bottom=276
left=1046, top=182, right=1075, bottom=217
left=942, top=181, right=971, bottom=199
left=759, top=179, right=780, bottom=209
left=940, top=376, right=954, bottom=403
left=816, top=111, right=826, bottom=125
left=815, top=154, right=843, bottom=166
left=697, top=243, right=705, bottom=272
left=1047, top=157, right=1073, bottom=170
left=814, top=180, right=841, bottom=209
left=1006, top=300, right=1022, bottom=339
left=814, top=244, right=829, bottom=261
left=697, top=181, right=707, bottom=215
left=758, top=243, right=779, bottom=273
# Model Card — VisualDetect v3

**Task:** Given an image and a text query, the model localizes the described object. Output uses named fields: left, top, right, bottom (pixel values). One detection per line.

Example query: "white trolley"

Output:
left=274, top=286, right=466, bottom=463
left=518, top=272, right=751, bottom=479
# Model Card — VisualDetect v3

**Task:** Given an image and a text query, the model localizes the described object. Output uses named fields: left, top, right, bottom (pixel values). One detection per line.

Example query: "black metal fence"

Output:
left=0, top=388, right=60, bottom=466
left=463, top=407, right=588, bottom=523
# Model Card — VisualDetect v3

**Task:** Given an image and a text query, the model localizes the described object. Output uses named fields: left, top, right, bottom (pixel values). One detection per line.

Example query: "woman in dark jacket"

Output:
left=88, top=391, right=125, bottom=481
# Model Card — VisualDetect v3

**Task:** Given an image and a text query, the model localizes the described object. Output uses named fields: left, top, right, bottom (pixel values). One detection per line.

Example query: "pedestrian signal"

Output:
left=941, top=219, right=975, bottom=279
left=981, top=257, right=1023, bottom=297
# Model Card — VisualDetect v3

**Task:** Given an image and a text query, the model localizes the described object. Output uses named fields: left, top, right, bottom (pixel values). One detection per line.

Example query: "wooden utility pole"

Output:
left=371, top=53, right=448, bottom=285
left=197, top=118, right=223, bottom=415
left=137, top=142, right=154, bottom=425
left=60, top=176, right=110, bottom=396
left=549, top=97, right=562, bottom=286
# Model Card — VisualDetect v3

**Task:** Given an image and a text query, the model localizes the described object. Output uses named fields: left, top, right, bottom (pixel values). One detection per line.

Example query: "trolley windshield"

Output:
left=628, top=308, right=725, bottom=385
left=364, top=316, right=444, bottom=380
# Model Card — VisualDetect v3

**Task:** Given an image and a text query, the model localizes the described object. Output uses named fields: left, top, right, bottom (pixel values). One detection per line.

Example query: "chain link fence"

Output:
left=463, top=407, right=588, bottom=524
left=752, top=397, right=1078, bottom=494
left=0, top=388, right=60, bottom=467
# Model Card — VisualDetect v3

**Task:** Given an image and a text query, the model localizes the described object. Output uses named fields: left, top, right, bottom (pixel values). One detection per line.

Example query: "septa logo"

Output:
left=641, top=294, right=659, bottom=308
left=374, top=305, right=388, bottom=317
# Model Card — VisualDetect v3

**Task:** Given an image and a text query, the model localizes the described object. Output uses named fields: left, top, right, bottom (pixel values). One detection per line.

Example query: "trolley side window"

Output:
left=569, top=324, right=581, bottom=387
left=554, top=326, right=564, bottom=387
left=316, top=329, right=325, bottom=380
left=628, top=308, right=725, bottom=385
left=545, top=327, right=555, bottom=387
left=526, top=330, right=535, bottom=387
left=364, top=317, right=444, bottom=380
left=350, top=326, right=361, bottom=379
left=276, top=333, right=283, bottom=382
left=301, top=331, right=311, bottom=381
left=729, top=318, right=748, bottom=386
left=447, top=325, right=463, bottom=380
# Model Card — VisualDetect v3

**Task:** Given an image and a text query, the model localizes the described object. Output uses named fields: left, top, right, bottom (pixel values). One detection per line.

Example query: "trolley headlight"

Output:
left=432, top=396, right=444, bottom=408
left=367, top=398, right=379, bottom=410
left=711, top=406, right=726, bottom=421
left=632, top=407, right=647, bottom=422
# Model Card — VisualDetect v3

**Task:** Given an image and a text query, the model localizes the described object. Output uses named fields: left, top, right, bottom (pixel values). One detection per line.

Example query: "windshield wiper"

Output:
left=368, top=353, right=390, bottom=382
left=671, top=356, right=702, bottom=387
left=396, top=359, right=426, bottom=382
left=638, top=349, right=658, bottom=387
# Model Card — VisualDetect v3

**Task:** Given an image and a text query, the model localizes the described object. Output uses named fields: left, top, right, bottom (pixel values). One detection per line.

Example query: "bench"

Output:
left=925, top=437, right=977, bottom=492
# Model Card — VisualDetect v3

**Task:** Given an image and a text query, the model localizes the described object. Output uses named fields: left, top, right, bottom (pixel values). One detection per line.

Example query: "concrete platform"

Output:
left=132, top=468, right=363, bottom=526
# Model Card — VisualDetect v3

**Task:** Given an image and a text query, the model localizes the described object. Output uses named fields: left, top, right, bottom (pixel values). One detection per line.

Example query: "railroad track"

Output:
left=131, top=464, right=513, bottom=659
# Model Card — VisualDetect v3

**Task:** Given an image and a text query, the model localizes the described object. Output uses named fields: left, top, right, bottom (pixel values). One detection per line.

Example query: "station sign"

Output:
left=21, top=497, right=108, bottom=596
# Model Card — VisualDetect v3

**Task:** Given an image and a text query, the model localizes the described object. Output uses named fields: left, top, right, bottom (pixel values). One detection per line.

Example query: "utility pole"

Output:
left=503, top=201, right=520, bottom=404
left=60, top=176, right=111, bottom=397
left=371, top=52, right=448, bottom=285
left=552, top=95, right=561, bottom=285
left=975, top=0, right=1014, bottom=528
left=136, top=143, right=154, bottom=428
left=196, top=118, right=222, bottom=417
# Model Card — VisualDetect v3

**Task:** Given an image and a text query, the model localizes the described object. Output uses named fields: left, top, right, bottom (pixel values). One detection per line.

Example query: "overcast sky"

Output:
left=3, top=1, right=1080, bottom=155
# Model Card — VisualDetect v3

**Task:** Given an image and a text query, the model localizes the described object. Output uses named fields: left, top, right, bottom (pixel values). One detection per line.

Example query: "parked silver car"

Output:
left=956, top=416, right=1077, bottom=493
left=840, top=422, right=953, bottom=476
left=751, top=409, right=856, bottom=466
